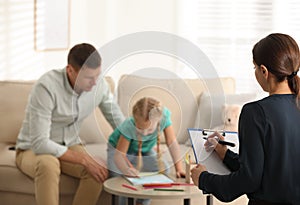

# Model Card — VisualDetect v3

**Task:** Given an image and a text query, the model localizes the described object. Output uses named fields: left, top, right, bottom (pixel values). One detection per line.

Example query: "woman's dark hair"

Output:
left=252, top=33, right=300, bottom=106
left=67, top=43, right=101, bottom=70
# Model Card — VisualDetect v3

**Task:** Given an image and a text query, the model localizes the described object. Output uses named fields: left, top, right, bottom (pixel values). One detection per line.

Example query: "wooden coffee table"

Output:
left=103, top=176, right=202, bottom=205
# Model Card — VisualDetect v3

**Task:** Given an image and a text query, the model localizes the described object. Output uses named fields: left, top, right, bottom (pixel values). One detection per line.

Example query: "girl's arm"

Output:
left=114, top=135, right=139, bottom=177
left=164, top=125, right=185, bottom=178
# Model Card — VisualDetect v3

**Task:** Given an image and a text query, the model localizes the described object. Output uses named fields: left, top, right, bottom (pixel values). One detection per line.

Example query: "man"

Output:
left=15, top=43, right=125, bottom=205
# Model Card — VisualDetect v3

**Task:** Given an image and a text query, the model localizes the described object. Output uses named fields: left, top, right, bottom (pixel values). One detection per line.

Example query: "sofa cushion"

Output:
left=196, top=92, right=257, bottom=129
left=79, top=108, right=113, bottom=144
left=117, top=75, right=235, bottom=144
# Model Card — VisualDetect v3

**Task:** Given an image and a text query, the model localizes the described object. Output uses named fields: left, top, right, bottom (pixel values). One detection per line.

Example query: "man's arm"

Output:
left=29, top=83, right=67, bottom=157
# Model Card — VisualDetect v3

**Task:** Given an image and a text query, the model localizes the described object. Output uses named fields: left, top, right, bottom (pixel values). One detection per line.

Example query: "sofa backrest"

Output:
left=0, top=81, right=35, bottom=144
left=117, top=75, right=235, bottom=144
left=0, top=77, right=114, bottom=144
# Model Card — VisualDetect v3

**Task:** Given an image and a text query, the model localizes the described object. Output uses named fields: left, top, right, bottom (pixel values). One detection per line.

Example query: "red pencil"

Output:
left=142, top=183, right=173, bottom=188
left=122, top=184, right=138, bottom=191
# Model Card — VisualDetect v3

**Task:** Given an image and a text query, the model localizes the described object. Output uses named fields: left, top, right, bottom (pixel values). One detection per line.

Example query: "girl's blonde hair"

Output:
left=132, top=97, right=162, bottom=121
left=132, top=97, right=164, bottom=172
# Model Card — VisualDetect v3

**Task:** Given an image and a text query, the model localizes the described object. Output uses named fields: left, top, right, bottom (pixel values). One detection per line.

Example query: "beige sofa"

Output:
left=0, top=79, right=114, bottom=205
left=0, top=75, right=252, bottom=205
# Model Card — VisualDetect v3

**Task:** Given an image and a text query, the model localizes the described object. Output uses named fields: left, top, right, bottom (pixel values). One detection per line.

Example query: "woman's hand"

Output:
left=191, top=164, right=207, bottom=187
left=205, top=131, right=228, bottom=160
left=176, top=170, right=186, bottom=178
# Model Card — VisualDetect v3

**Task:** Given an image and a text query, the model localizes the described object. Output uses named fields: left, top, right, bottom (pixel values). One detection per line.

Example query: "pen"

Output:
left=122, top=184, right=138, bottom=191
left=203, top=137, right=235, bottom=147
left=153, top=188, right=184, bottom=192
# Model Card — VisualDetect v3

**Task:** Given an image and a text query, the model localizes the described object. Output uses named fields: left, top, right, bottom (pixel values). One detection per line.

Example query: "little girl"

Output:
left=107, top=97, right=185, bottom=205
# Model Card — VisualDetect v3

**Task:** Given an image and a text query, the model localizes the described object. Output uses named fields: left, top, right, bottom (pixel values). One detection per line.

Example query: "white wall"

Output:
left=81, top=0, right=180, bottom=82
left=62, top=0, right=179, bottom=79
left=84, top=0, right=177, bottom=44
left=1, top=0, right=178, bottom=80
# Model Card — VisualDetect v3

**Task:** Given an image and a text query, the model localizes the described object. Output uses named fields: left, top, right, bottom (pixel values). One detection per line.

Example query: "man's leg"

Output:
left=16, top=150, right=60, bottom=205
left=60, top=144, right=102, bottom=205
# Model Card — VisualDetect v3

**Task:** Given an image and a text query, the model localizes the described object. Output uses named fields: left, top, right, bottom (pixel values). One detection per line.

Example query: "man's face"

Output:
left=68, top=65, right=101, bottom=93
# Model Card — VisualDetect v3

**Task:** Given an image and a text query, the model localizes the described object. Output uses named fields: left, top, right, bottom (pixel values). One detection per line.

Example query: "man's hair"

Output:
left=67, top=43, right=101, bottom=70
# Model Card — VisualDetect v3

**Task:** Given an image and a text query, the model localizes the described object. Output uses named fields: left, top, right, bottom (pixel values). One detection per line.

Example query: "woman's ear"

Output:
left=260, top=65, right=268, bottom=78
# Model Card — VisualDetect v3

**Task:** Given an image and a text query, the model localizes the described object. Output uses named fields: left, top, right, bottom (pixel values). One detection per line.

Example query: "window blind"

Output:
left=178, top=0, right=300, bottom=93
left=0, top=0, right=43, bottom=80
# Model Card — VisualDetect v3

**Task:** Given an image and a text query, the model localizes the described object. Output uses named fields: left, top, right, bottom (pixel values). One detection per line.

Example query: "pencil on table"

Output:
left=122, top=184, right=138, bottom=191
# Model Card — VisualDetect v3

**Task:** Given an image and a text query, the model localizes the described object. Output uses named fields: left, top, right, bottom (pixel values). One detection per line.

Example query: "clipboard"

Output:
left=187, top=128, right=239, bottom=175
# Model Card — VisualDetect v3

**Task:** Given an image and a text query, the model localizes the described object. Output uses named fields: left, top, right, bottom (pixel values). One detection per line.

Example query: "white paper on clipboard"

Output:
left=188, top=128, right=239, bottom=175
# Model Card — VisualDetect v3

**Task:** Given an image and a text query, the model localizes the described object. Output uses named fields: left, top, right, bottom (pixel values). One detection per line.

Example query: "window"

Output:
left=34, top=0, right=70, bottom=51
left=0, top=0, right=45, bottom=80
left=178, top=0, right=300, bottom=93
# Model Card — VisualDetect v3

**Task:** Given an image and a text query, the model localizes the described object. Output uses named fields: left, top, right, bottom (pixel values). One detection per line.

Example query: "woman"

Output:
left=191, top=33, right=300, bottom=205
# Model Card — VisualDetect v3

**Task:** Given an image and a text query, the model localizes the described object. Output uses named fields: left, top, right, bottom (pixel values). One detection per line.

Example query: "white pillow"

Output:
left=195, top=92, right=257, bottom=130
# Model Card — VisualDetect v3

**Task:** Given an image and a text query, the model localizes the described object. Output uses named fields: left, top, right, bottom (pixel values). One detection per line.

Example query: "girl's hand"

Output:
left=176, top=170, right=186, bottom=178
left=124, top=167, right=140, bottom=178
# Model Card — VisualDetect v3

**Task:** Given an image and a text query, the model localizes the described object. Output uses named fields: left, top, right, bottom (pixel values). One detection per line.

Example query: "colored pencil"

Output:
left=153, top=188, right=184, bottom=192
left=122, top=184, right=138, bottom=191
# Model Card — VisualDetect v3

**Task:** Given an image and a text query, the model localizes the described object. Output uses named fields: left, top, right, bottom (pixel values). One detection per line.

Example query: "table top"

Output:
left=103, top=176, right=201, bottom=200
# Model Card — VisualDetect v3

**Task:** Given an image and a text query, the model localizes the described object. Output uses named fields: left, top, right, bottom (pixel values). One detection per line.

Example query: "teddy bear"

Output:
left=213, top=104, right=242, bottom=132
